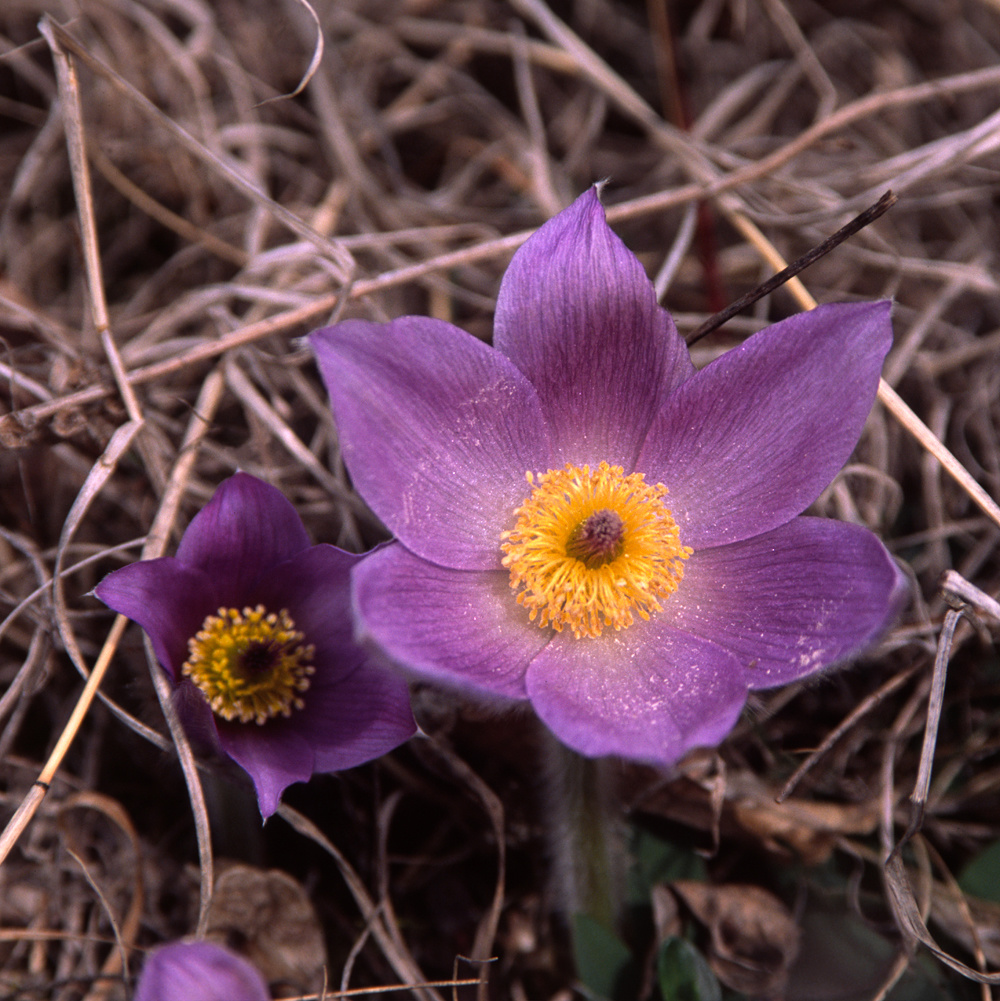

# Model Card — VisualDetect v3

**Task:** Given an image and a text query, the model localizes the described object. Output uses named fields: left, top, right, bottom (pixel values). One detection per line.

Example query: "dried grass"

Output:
left=3, top=0, right=1000, bottom=998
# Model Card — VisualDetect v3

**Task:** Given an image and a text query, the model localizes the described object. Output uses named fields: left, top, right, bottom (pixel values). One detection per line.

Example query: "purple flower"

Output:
left=134, top=941, right=268, bottom=1001
left=309, top=189, right=907, bottom=765
left=95, top=473, right=416, bottom=816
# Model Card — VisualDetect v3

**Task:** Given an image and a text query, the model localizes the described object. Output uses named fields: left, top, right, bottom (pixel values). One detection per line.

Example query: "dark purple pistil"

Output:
left=237, top=641, right=280, bottom=678
left=565, top=509, right=626, bottom=568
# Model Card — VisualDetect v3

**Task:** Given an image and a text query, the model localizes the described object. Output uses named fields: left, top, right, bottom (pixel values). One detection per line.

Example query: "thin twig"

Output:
left=686, top=191, right=898, bottom=345
left=0, top=615, right=128, bottom=867
left=42, top=16, right=355, bottom=283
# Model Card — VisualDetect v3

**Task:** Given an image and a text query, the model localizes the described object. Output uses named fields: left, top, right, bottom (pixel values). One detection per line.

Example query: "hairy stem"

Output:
left=543, top=730, right=625, bottom=931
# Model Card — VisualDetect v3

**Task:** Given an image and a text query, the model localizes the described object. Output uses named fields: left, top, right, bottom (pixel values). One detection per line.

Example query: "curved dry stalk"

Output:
left=0, top=408, right=146, bottom=869
left=880, top=576, right=1000, bottom=985
left=59, top=791, right=144, bottom=1001
left=422, top=737, right=507, bottom=1001
left=86, top=142, right=249, bottom=267
left=374, top=792, right=441, bottom=1001
left=40, top=16, right=356, bottom=284
left=0, top=613, right=127, bottom=868
left=777, top=664, right=920, bottom=802
left=717, top=198, right=1000, bottom=532
left=885, top=849, right=1000, bottom=986
left=277, top=802, right=448, bottom=1000
left=38, top=17, right=109, bottom=345
left=134, top=366, right=228, bottom=936
left=267, top=0, right=324, bottom=105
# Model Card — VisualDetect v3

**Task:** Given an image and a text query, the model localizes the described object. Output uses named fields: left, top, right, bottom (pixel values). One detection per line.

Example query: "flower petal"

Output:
left=352, top=542, right=549, bottom=700
left=294, top=662, right=416, bottom=773
left=94, top=559, right=218, bottom=678
left=311, top=318, right=551, bottom=570
left=494, top=188, right=694, bottom=468
left=134, top=941, right=269, bottom=1001
left=172, top=679, right=224, bottom=754
left=667, top=517, right=907, bottom=688
left=525, top=619, right=747, bottom=762
left=638, top=301, right=893, bottom=548
left=217, top=719, right=315, bottom=818
left=255, top=546, right=417, bottom=769
left=253, top=544, right=359, bottom=673
left=176, top=473, right=312, bottom=596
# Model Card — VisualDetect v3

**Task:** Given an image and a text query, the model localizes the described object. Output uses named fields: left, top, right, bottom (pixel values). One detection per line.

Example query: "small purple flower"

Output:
left=134, top=941, right=268, bottom=1001
left=95, top=473, right=416, bottom=816
left=310, top=189, right=907, bottom=765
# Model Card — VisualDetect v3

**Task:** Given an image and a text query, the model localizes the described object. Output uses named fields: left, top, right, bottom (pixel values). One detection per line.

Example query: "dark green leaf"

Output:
left=959, top=838, right=1000, bottom=905
left=572, top=913, right=639, bottom=1001
left=629, top=826, right=707, bottom=904
left=657, top=936, right=722, bottom=1001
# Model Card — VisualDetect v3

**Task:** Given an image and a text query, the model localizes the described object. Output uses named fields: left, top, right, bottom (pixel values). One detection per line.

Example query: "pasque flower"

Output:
left=134, top=941, right=268, bottom=1001
left=95, top=473, right=416, bottom=816
left=310, top=189, right=906, bottom=765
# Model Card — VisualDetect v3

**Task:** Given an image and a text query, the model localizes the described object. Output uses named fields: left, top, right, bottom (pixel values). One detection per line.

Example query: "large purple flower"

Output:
left=309, top=189, right=907, bottom=765
left=134, top=941, right=268, bottom=1001
left=95, top=473, right=416, bottom=816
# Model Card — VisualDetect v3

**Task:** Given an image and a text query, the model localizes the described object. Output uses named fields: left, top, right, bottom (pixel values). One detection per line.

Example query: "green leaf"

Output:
left=629, top=825, right=707, bottom=904
left=572, top=912, right=639, bottom=1001
left=959, top=838, right=1000, bottom=905
left=657, top=936, right=722, bottom=1001
left=884, top=953, right=962, bottom=1001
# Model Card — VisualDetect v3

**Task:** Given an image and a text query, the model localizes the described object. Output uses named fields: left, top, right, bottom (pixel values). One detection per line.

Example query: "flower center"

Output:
left=500, top=462, right=691, bottom=639
left=182, top=605, right=315, bottom=725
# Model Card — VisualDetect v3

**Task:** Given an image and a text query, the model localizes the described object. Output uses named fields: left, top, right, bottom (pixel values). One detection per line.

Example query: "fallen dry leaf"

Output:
left=203, top=862, right=327, bottom=996
left=671, top=881, right=800, bottom=997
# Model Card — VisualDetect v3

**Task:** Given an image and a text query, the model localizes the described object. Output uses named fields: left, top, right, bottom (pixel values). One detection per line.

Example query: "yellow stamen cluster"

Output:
left=500, top=462, right=691, bottom=639
left=182, top=605, right=315, bottom=725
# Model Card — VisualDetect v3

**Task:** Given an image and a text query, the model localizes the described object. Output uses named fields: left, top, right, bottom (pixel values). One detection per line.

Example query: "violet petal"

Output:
left=134, top=941, right=269, bottom=1001
left=175, top=472, right=312, bottom=599
left=524, top=620, right=747, bottom=761
left=94, top=559, right=218, bottom=679
left=253, top=544, right=359, bottom=676
left=494, top=188, right=694, bottom=468
left=311, top=317, right=551, bottom=570
left=251, top=546, right=417, bottom=771
left=638, top=301, right=893, bottom=548
left=172, top=679, right=224, bottom=755
left=216, top=719, right=315, bottom=818
left=667, top=516, right=907, bottom=688
left=352, top=542, right=548, bottom=700
left=292, top=662, right=417, bottom=773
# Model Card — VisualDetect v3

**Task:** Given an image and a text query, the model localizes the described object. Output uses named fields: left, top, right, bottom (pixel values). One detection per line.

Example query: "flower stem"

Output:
left=542, top=730, right=626, bottom=932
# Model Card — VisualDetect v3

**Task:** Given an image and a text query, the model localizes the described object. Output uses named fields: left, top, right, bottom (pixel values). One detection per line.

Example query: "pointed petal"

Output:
left=176, top=473, right=312, bottom=597
left=94, top=559, right=218, bottom=678
left=494, top=188, right=694, bottom=468
left=667, top=517, right=907, bottom=688
left=135, top=942, right=269, bottom=1001
left=263, top=545, right=418, bottom=758
left=172, top=680, right=224, bottom=755
left=295, top=663, right=416, bottom=772
left=525, top=619, right=746, bottom=762
left=639, top=301, right=893, bottom=548
left=254, top=544, right=358, bottom=670
left=181, top=545, right=416, bottom=816
left=312, top=317, right=551, bottom=569
left=352, top=543, right=549, bottom=700
left=217, top=720, right=315, bottom=818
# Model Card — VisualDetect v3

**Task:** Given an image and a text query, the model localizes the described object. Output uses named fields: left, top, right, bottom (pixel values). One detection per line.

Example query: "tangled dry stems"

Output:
left=3, top=0, right=1000, bottom=997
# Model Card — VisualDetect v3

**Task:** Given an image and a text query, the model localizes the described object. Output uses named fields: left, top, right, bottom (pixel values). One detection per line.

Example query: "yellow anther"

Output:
left=500, top=462, right=690, bottom=639
left=182, top=605, right=315, bottom=724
